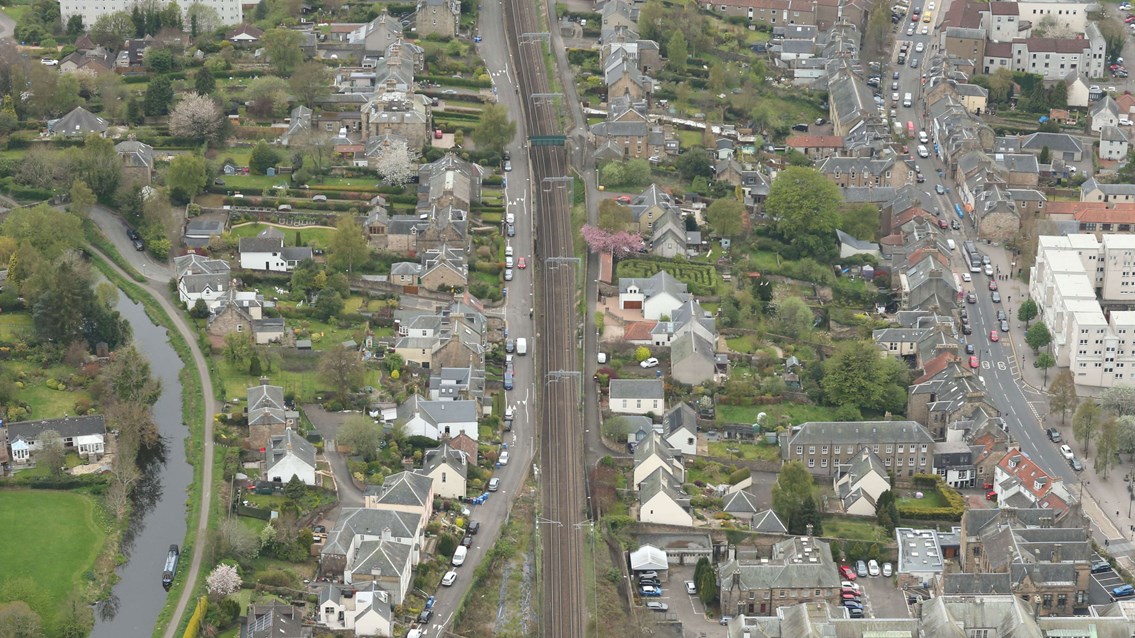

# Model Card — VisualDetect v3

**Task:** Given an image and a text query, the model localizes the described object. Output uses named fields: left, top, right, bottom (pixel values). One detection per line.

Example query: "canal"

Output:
left=90, top=291, right=192, bottom=637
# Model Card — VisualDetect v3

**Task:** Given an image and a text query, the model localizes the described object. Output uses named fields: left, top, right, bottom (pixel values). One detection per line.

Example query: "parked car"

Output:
left=839, top=565, right=857, bottom=580
left=488, top=477, right=501, bottom=491
left=841, top=592, right=861, bottom=601
left=505, top=338, right=515, bottom=353
left=1046, top=428, right=1062, bottom=443
left=1093, top=561, right=1113, bottom=574
left=442, top=570, right=458, bottom=586
left=685, top=580, right=697, bottom=595
left=984, top=264, right=994, bottom=277
left=856, top=560, right=869, bottom=577
left=1001, top=319, right=1010, bottom=332
left=517, top=256, right=527, bottom=269
left=639, top=585, right=662, bottom=597
left=962, top=273, right=972, bottom=282
left=991, top=291, right=1001, bottom=303
left=418, top=609, right=433, bottom=624
left=1060, top=445, right=1075, bottom=460
left=640, top=357, right=659, bottom=368
left=970, top=355, right=979, bottom=368
left=883, top=562, right=893, bottom=577
left=867, top=560, right=881, bottom=577
left=461, top=534, right=473, bottom=547
left=841, top=581, right=860, bottom=591
left=989, top=330, right=999, bottom=343
left=1114, top=584, right=1134, bottom=598
left=645, top=601, right=669, bottom=612
left=1070, top=457, right=1084, bottom=472
left=989, top=280, right=998, bottom=291
left=967, top=292, right=977, bottom=304
left=965, top=343, right=975, bottom=355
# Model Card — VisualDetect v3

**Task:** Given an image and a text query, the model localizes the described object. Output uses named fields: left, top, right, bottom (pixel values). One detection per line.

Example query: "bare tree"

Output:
left=317, top=347, right=365, bottom=400
left=169, top=92, right=224, bottom=142
left=38, top=430, right=66, bottom=476
left=372, top=137, right=420, bottom=185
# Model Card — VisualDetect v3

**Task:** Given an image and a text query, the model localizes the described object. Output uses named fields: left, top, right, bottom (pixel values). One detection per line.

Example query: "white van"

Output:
left=505, top=255, right=514, bottom=269
left=506, top=211, right=515, bottom=224
left=516, top=337, right=528, bottom=355
left=452, top=546, right=467, bottom=566
left=947, top=238, right=956, bottom=251
left=505, top=244, right=514, bottom=257
left=917, top=145, right=930, bottom=158
left=903, top=93, right=913, bottom=107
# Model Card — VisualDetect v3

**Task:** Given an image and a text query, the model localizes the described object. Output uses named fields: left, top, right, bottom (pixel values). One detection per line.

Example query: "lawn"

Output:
left=9, top=360, right=95, bottom=420
left=214, top=352, right=384, bottom=404
left=686, top=458, right=744, bottom=486
left=230, top=222, right=337, bottom=248
left=0, top=312, right=32, bottom=340
left=823, top=517, right=888, bottom=542
left=0, top=490, right=108, bottom=632
left=715, top=402, right=841, bottom=426
left=707, top=440, right=780, bottom=462
left=897, top=490, right=948, bottom=509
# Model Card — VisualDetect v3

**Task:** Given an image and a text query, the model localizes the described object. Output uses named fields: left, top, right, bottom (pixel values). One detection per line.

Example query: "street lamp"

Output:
left=1126, top=474, right=1134, bottom=519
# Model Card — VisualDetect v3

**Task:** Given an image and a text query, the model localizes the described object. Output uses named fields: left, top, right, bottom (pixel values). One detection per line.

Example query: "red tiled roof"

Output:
left=914, top=352, right=956, bottom=384
left=1117, top=94, right=1135, bottom=115
left=622, top=321, right=658, bottom=342
left=891, top=206, right=933, bottom=229
left=998, top=450, right=1055, bottom=500
left=787, top=135, right=845, bottom=149
left=1046, top=201, right=1135, bottom=224
left=989, top=2, right=1018, bottom=15
left=1021, top=37, right=1090, bottom=55
left=985, top=41, right=1012, bottom=57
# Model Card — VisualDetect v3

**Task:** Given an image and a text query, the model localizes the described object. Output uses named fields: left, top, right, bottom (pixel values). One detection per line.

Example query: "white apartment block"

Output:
left=60, top=0, right=243, bottom=33
left=1030, top=234, right=1135, bottom=387
left=986, top=0, right=1091, bottom=42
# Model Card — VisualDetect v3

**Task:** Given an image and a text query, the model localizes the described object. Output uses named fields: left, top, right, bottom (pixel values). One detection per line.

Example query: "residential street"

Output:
left=88, top=204, right=173, bottom=281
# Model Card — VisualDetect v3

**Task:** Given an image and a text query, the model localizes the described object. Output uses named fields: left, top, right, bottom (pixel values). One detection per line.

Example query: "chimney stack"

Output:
left=806, top=523, right=814, bottom=542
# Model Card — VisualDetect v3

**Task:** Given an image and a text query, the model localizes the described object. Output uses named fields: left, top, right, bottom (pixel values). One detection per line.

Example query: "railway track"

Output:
left=501, top=0, right=587, bottom=635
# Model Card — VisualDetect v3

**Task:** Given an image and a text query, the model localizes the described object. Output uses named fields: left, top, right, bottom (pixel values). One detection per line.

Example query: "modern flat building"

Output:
left=60, top=0, right=242, bottom=32
left=1030, top=234, right=1135, bottom=386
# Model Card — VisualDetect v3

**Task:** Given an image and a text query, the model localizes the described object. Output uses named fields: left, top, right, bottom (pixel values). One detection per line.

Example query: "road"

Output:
left=899, top=1, right=1078, bottom=482
left=0, top=8, right=14, bottom=41
left=502, top=0, right=588, bottom=636
left=89, top=204, right=173, bottom=281
left=83, top=226, right=218, bottom=638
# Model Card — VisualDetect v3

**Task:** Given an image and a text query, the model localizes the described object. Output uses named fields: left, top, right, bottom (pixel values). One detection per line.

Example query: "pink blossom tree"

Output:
left=581, top=224, right=645, bottom=258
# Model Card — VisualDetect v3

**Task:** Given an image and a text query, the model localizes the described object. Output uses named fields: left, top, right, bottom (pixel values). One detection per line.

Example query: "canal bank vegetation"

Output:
left=0, top=205, right=168, bottom=637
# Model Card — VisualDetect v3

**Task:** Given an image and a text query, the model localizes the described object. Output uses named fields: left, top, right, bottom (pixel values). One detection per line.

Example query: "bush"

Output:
left=727, top=468, right=750, bottom=485
left=256, top=568, right=300, bottom=588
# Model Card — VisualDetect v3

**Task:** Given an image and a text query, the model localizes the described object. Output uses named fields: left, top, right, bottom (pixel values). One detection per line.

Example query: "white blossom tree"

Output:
left=372, top=138, right=420, bottom=186
left=169, top=92, right=224, bottom=143
left=205, top=563, right=242, bottom=598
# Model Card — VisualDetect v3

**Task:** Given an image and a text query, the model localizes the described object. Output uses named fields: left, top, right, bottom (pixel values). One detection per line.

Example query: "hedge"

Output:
left=419, top=74, right=493, bottom=89
left=182, top=597, right=208, bottom=638
left=897, top=474, right=966, bottom=521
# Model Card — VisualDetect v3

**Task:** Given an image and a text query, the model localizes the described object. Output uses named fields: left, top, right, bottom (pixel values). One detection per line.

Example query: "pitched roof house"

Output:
left=363, top=470, right=435, bottom=520
left=174, top=254, right=231, bottom=310
left=247, top=382, right=297, bottom=451
left=238, top=228, right=314, bottom=272
left=637, top=467, right=692, bottom=526
left=661, top=403, right=698, bottom=456
left=317, top=583, right=391, bottom=637
left=609, top=379, right=665, bottom=416
left=618, top=270, right=690, bottom=320
left=264, top=428, right=318, bottom=486
left=632, top=432, right=685, bottom=488
left=420, top=442, right=467, bottom=500
left=6, top=415, right=106, bottom=465
left=833, top=448, right=891, bottom=516
left=395, top=395, right=479, bottom=441
left=50, top=106, right=108, bottom=137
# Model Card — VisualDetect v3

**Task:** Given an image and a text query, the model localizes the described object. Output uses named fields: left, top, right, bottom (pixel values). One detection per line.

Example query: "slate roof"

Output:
left=784, top=421, right=933, bottom=455
left=247, top=384, right=287, bottom=426
left=396, top=395, right=479, bottom=426
left=662, top=403, right=698, bottom=440
left=51, top=106, right=108, bottom=136
left=322, top=508, right=422, bottom=556
left=6, top=415, right=106, bottom=442
left=266, top=428, right=316, bottom=473
left=1082, top=177, right=1135, bottom=197
left=670, top=331, right=715, bottom=367
left=718, top=537, right=841, bottom=591
left=1020, top=132, right=1084, bottom=156
left=634, top=432, right=678, bottom=468
left=610, top=378, right=665, bottom=401
left=617, top=269, right=689, bottom=299
left=349, top=537, right=413, bottom=580
left=638, top=466, right=689, bottom=508
left=723, top=490, right=761, bottom=515
left=174, top=254, right=231, bottom=294
left=421, top=442, right=467, bottom=476
left=247, top=603, right=305, bottom=638
left=750, top=509, right=788, bottom=534
left=364, top=470, right=433, bottom=508
left=115, top=139, right=154, bottom=170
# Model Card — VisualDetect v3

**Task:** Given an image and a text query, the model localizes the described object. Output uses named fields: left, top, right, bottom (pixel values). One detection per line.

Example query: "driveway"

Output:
left=88, top=204, right=172, bottom=282
left=664, top=564, right=726, bottom=637
left=303, top=404, right=365, bottom=509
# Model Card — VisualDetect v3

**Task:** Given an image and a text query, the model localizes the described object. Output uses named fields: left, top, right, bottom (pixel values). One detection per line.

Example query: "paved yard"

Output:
left=858, top=570, right=911, bottom=619
left=659, top=564, right=728, bottom=637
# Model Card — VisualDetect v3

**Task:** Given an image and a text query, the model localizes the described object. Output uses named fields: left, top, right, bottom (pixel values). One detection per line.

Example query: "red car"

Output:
left=839, top=565, right=857, bottom=580
left=990, top=330, right=999, bottom=342
left=615, top=195, right=632, bottom=204
left=988, top=280, right=998, bottom=291
left=517, top=256, right=527, bottom=269
left=970, top=355, right=979, bottom=368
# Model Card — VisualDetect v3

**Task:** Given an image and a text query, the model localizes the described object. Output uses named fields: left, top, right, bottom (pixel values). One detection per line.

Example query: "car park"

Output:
left=639, top=585, right=662, bottom=597
left=1093, top=561, right=1113, bottom=574
left=842, top=580, right=860, bottom=591
left=640, top=357, right=659, bottom=368
left=1060, top=444, right=1075, bottom=460
left=1046, top=428, right=1062, bottom=443
left=840, top=565, right=858, bottom=580
left=442, top=570, right=458, bottom=586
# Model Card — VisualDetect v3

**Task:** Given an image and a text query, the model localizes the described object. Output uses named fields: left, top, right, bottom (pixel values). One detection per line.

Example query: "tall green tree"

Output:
left=261, top=28, right=305, bottom=75
left=1096, top=415, right=1120, bottom=478
left=1073, top=399, right=1101, bottom=457
left=1033, top=352, right=1056, bottom=386
left=795, top=495, right=823, bottom=536
left=68, top=180, right=95, bottom=219
left=289, top=61, right=333, bottom=107
left=1099, top=386, right=1135, bottom=417
left=248, top=140, right=281, bottom=175
left=194, top=66, right=216, bottom=95
left=1025, top=322, right=1052, bottom=353
left=821, top=340, right=909, bottom=414
left=771, top=461, right=815, bottom=529
left=666, top=31, right=688, bottom=71
left=328, top=216, right=369, bottom=274
left=74, top=136, right=122, bottom=201
left=765, top=166, right=842, bottom=259
left=1017, top=298, right=1038, bottom=326
left=775, top=296, right=813, bottom=338
left=705, top=197, right=744, bottom=237
left=472, top=103, right=516, bottom=156
left=143, top=74, right=174, bottom=116
left=166, top=154, right=208, bottom=204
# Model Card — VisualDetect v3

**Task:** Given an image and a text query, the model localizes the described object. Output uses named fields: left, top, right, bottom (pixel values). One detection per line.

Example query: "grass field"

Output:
left=8, top=359, right=95, bottom=420
left=707, top=440, right=780, bottom=461
left=897, top=490, right=948, bottom=509
left=229, top=222, right=337, bottom=248
left=0, top=313, right=33, bottom=340
left=823, top=517, right=888, bottom=542
left=715, top=402, right=840, bottom=426
left=0, top=490, right=107, bottom=631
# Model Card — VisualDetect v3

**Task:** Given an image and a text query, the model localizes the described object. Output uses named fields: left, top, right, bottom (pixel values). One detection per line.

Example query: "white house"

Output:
left=1100, top=125, right=1130, bottom=161
left=395, top=395, right=479, bottom=440
left=1091, top=96, right=1120, bottom=133
left=363, top=471, right=434, bottom=522
left=318, top=583, right=392, bottom=637
left=6, top=415, right=106, bottom=465
left=320, top=508, right=425, bottom=587
left=632, top=432, right=685, bottom=488
left=618, top=270, right=690, bottom=320
left=1064, top=72, right=1091, bottom=108
left=173, top=253, right=231, bottom=309
left=661, top=403, right=698, bottom=456
left=638, top=467, right=693, bottom=526
left=833, top=448, right=891, bottom=517
left=238, top=228, right=314, bottom=272
left=264, top=428, right=318, bottom=486
left=609, top=379, right=665, bottom=416
left=420, top=442, right=467, bottom=500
